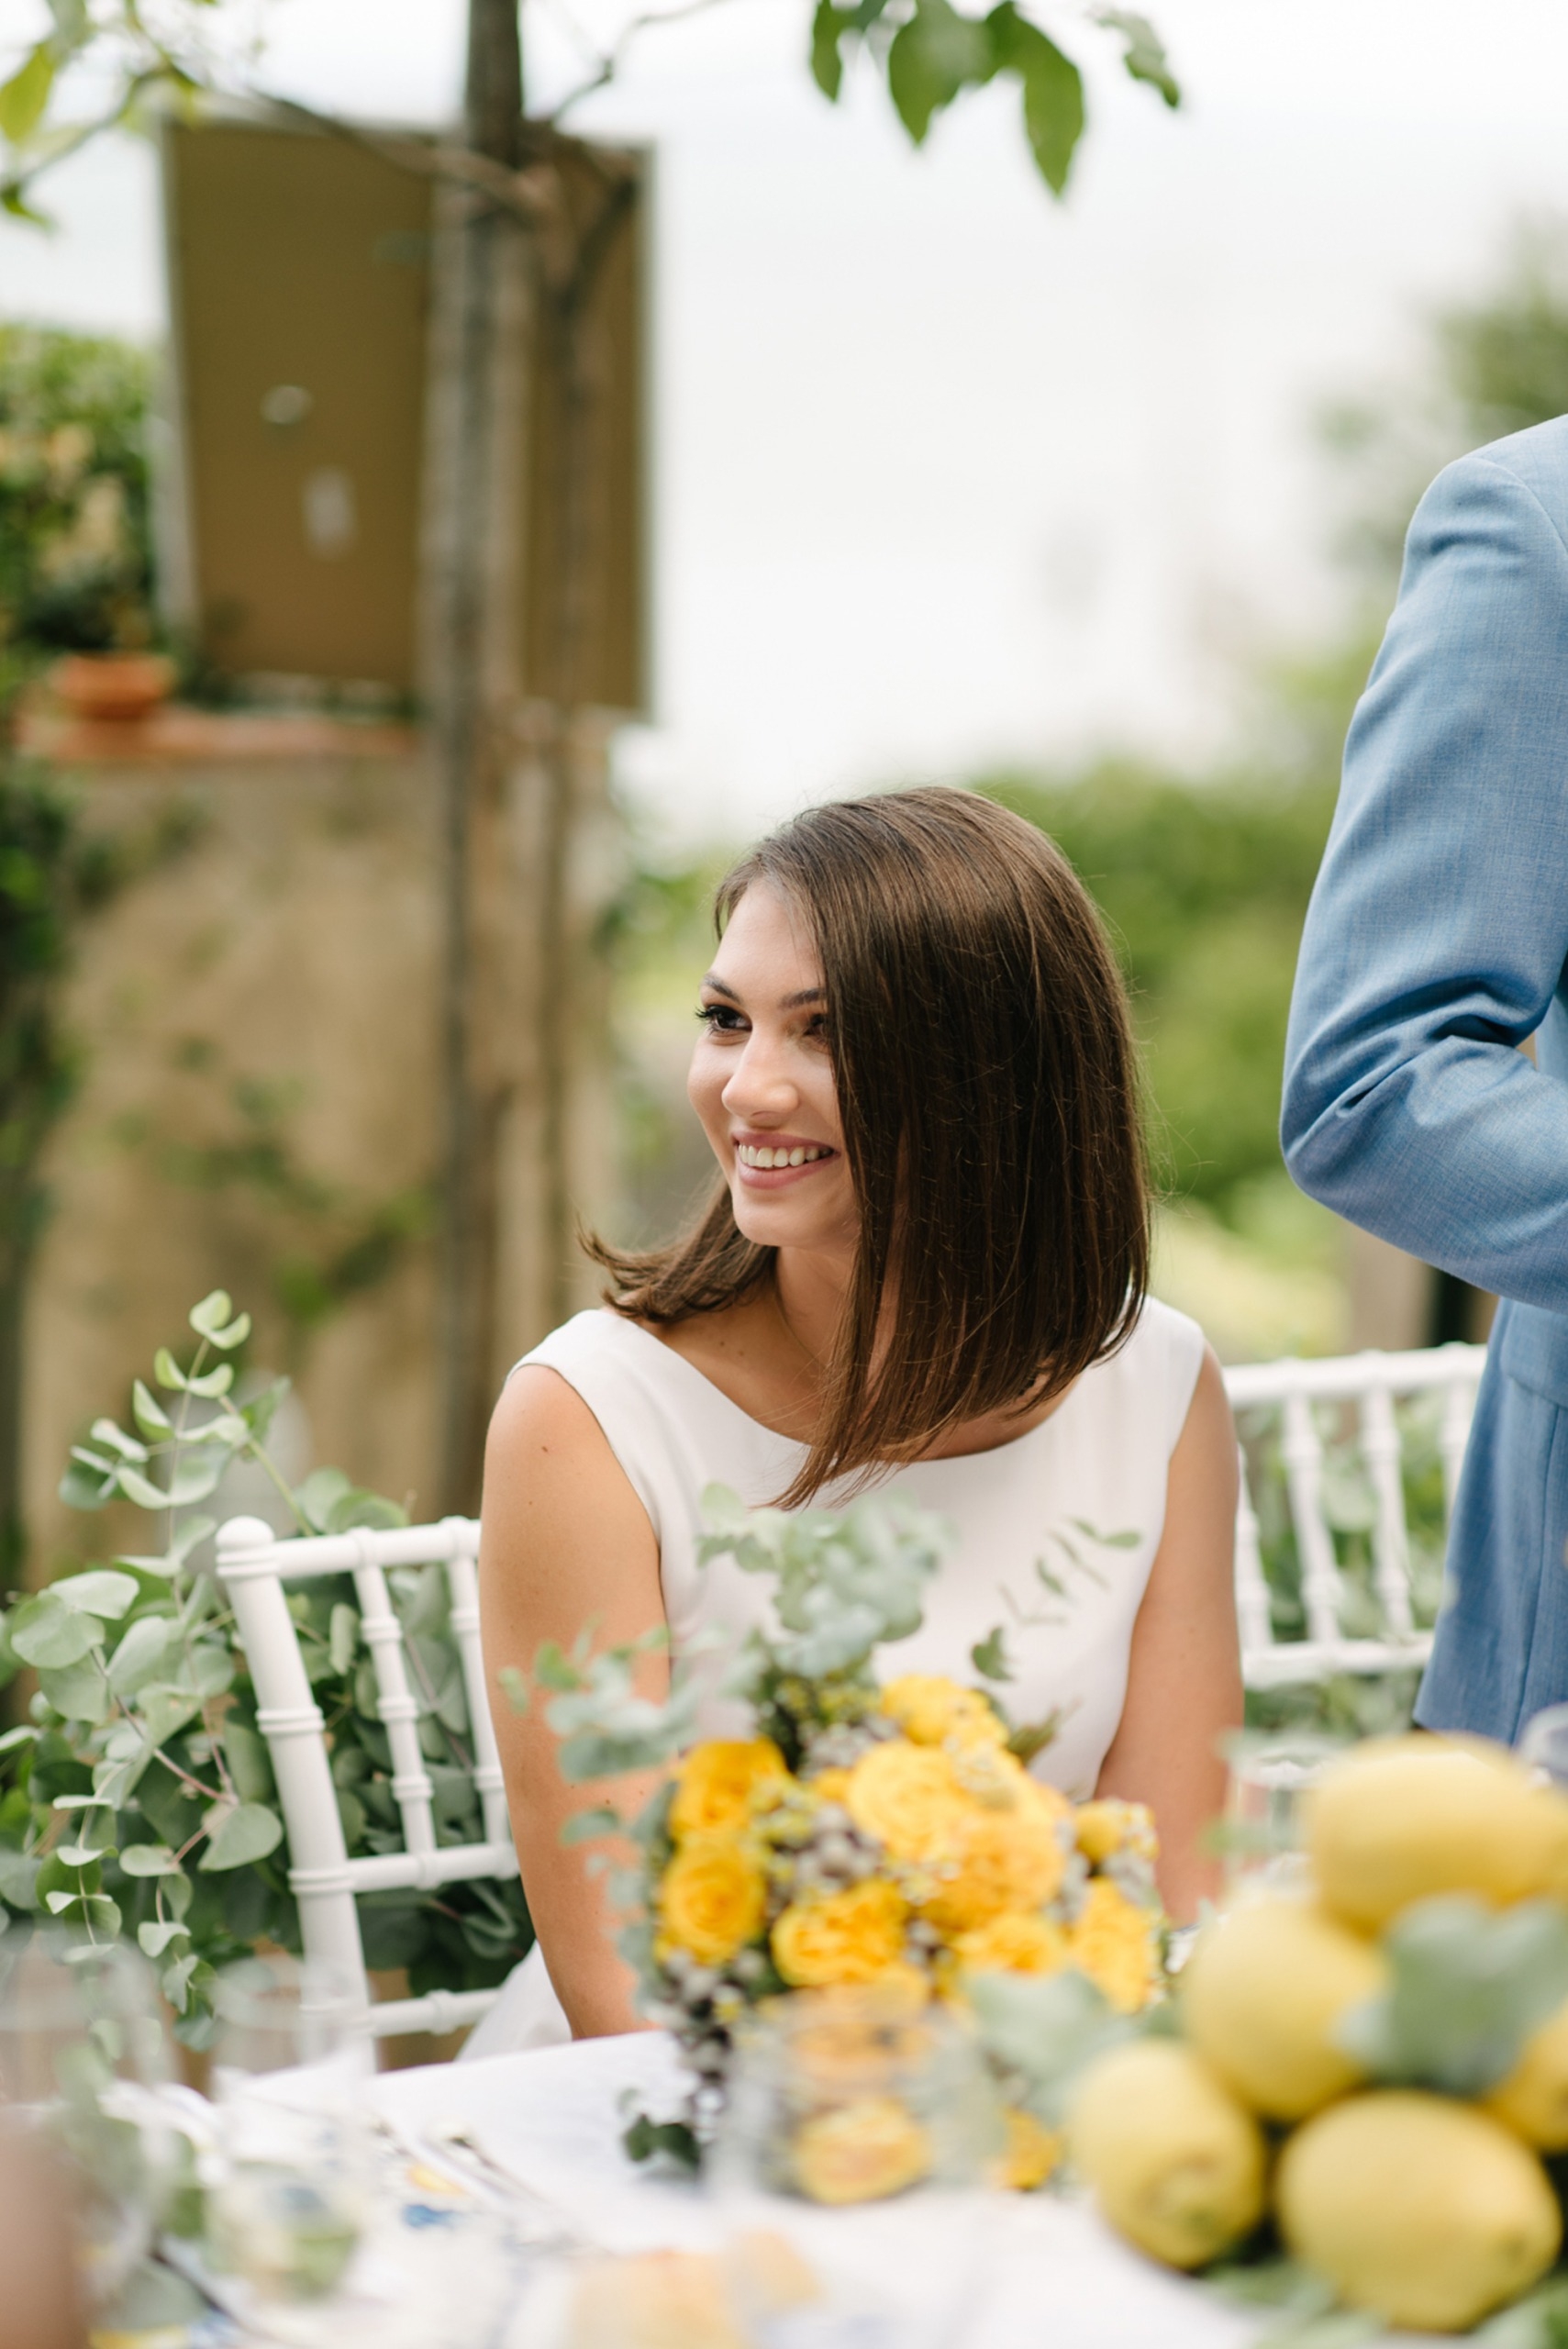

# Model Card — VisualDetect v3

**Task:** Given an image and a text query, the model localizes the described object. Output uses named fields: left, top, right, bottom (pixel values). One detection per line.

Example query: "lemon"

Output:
left=1180, top=1898, right=1385, bottom=2121
left=1066, top=2039, right=1267, bottom=2270
left=1277, top=2090, right=1561, bottom=2332
left=1304, top=1735, right=1568, bottom=1932
left=1486, top=1998, right=1568, bottom=2148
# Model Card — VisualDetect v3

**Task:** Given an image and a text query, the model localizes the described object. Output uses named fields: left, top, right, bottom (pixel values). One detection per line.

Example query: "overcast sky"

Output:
left=6, top=0, right=1568, bottom=843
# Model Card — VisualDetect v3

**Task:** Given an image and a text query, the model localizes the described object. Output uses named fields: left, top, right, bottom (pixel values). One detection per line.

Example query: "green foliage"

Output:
left=0, top=324, right=155, bottom=658
left=1337, top=1895, right=1568, bottom=2099
left=982, top=767, right=1338, bottom=1217
left=811, top=0, right=1175, bottom=195
left=0, top=1290, right=532, bottom=2043
left=966, top=1967, right=1132, bottom=2125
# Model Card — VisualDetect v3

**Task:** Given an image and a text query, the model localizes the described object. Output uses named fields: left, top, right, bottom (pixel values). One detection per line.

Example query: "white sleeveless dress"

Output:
left=461, top=1295, right=1206, bottom=2058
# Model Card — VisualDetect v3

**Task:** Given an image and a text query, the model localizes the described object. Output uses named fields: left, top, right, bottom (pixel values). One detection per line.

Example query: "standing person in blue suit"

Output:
left=1283, top=415, right=1568, bottom=1742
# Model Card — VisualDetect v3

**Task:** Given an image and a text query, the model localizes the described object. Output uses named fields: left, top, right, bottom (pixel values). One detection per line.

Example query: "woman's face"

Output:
left=688, top=882, right=857, bottom=1258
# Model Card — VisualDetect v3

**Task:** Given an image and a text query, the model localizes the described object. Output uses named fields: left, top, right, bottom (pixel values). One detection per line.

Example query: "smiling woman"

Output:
left=473, top=786, right=1241, bottom=2053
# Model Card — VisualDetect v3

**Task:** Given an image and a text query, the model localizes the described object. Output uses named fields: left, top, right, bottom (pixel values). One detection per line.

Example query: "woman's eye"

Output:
left=696, top=1002, right=745, bottom=1033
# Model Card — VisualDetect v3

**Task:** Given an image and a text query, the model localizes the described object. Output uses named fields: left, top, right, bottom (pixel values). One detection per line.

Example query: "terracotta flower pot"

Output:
left=50, top=651, right=176, bottom=723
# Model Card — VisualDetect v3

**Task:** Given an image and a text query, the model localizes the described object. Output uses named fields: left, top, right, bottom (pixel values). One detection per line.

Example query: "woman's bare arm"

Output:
left=1094, top=1345, right=1242, bottom=1922
left=479, top=1365, right=668, bottom=2038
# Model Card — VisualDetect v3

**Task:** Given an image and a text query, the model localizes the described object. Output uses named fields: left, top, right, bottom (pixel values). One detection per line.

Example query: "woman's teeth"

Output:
left=737, top=1143, right=830, bottom=1169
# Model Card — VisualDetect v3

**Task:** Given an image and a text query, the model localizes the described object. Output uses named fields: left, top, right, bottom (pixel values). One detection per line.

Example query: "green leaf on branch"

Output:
left=184, top=1364, right=235, bottom=1400
left=198, top=1800, right=284, bottom=1871
left=107, top=1616, right=183, bottom=1698
left=58, top=1570, right=139, bottom=1620
left=89, top=1419, right=148, bottom=1464
left=887, top=0, right=996, bottom=144
left=0, top=43, right=56, bottom=149
left=189, top=1291, right=250, bottom=1349
left=118, top=1843, right=181, bottom=1877
left=10, top=1594, right=104, bottom=1668
left=153, top=1349, right=188, bottom=1393
left=138, top=1919, right=189, bottom=1959
left=221, top=1721, right=275, bottom=1803
left=1095, top=7, right=1179, bottom=106
left=0, top=1851, right=40, bottom=1910
left=328, top=1605, right=360, bottom=1675
left=162, top=1455, right=225, bottom=1508
left=967, top=1968, right=1133, bottom=2123
left=294, top=1466, right=406, bottom=1534
left=117, top=1517, right=216, bottom=1578
left=136, top=1687, right=202, bottom=1746
left=811, top=0, right=855, bottom=99
left=240, top=1377, right=290, bottom=1447
left=130, top=1380, right=172, bottom=1440
left=989, top=6, right=1084, bottom=195
left=1337, top=1895, right=1568, bottom=2098
left=971, top=1626, right=1014, bottom=1682
left=59, top=1453, right=117, bottom=1510
left=113, top=1464, right=170, bottom=1511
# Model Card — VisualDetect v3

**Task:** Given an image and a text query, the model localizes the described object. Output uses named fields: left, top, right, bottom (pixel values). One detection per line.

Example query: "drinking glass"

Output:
left=1220, top=1732, right=1340, bottom=1901
left=205, top=1954, right=373, bottom=2316
left=0, top=1932, right=176, bottom=2312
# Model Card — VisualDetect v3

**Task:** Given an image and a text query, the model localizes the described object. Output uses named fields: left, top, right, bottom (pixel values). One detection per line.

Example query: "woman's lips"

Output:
left=732, top=1138, right=838, bottom=1189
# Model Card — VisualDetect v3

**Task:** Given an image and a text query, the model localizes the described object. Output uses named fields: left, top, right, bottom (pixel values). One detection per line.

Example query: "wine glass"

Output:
left=0, top=1931, right=176, bottom=2314
left=1220, top=1732, right=1340, bottom=1902
left=709, top=1985, right=1001, bottom=2348
left=205, top=1954, right=373, bottom=2319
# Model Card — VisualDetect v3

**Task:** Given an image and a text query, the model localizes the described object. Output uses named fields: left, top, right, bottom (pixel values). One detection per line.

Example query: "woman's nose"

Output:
left=721, top=1031, right=797, bottom=1120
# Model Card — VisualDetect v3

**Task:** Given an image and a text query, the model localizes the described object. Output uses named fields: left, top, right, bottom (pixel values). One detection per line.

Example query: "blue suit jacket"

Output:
left=1282, top=415, right=1568, bottom=1742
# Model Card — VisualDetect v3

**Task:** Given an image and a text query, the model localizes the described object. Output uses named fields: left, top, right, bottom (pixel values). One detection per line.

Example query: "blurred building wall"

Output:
left=19, top=727, right=612, bottom=1568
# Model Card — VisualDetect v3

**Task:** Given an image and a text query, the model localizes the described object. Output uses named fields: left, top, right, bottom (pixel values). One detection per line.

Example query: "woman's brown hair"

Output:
left=588, top=785, right=1149, bottom=1505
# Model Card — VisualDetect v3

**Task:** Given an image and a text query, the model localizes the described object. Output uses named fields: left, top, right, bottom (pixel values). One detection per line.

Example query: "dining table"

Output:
left=356, top=2031, right=1284, bottom=2349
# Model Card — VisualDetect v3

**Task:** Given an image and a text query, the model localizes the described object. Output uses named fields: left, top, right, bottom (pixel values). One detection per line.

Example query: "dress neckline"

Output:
left=607, top=1310, right=1081, bottom=1476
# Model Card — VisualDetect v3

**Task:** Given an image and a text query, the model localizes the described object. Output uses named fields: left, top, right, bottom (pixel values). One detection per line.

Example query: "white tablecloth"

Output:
left=367, top=2032, right=1271, bottom=2349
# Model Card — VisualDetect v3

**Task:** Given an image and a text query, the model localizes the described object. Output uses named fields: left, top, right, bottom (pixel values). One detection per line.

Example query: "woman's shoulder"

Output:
left=1078, top=1294, right=1209, bottom=1453
left=514, top=1305, right=650, bottom=1381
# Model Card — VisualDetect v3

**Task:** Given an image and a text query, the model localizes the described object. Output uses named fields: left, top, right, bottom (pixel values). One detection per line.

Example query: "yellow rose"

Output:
left=772, top=1880, right=908, bottom=1987
left=659, top=1838, right=767, bottom=1965
left=1074, top=1798, right=1158, bottom=1865
left=995, top=2107, right=1062, bottom=2192
left=880, top=1675, right=1007, bottom=1753
left=920, top=1805, right=1067, bottom=1936
left=669, top=1739, right=790, bottom=1842
left=1069, top=1876, right=1160, bottom=2014
left=846, top=1740, right=965, bottom=1864
left=791, top=2096, right=930, bottom=2205
left=952, top=1910, right=1070, bottom=1976
left=808, top=1768, right=854, bottom=1808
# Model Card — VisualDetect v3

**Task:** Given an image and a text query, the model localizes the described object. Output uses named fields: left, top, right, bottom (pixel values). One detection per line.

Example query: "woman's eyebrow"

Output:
left=699, top=976, right=826, bottom=1009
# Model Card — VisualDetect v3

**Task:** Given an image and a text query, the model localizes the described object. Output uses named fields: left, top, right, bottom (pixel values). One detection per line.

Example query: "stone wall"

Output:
left=21, top=718, right=611, bottom=1574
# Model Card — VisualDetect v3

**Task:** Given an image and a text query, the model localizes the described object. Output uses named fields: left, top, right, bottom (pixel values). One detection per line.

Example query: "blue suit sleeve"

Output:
left=1281, top=449, right=1568, bottom=1307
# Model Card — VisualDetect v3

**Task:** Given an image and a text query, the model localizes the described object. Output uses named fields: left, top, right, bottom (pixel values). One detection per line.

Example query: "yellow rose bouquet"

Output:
left=506, top=1485, right=1164, bottom=2183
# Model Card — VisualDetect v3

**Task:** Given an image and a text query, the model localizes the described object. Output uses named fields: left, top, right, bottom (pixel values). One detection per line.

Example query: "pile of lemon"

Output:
left=1067, top=1735, right=1568, bottom=2334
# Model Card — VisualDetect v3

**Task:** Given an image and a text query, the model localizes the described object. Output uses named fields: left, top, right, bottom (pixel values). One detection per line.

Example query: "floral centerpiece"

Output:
left=509, top=1484, right=1165, bottom=2191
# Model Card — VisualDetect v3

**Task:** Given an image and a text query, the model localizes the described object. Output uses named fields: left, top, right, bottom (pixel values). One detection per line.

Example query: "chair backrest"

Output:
left=216, top=1511, right=506, bottom=2041
left=1222, top=1341, right=1486, bottom=1690
left=218, top=1341, right=1489, bottom=2026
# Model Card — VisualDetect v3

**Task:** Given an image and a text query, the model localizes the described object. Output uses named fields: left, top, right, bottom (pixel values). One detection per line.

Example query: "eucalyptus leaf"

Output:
left=198, top=1801, right=283, bottom=1872
left=118, top=1844, right=180, bottom=1878
left=328, top=1605, right=360, bottom=1675
left=1337, top=1894, right=1568, bottom=2097
left=10, top=1595, right=104, bottom=1669
left=221, top=1722, right=274, bottom=1804
left=57, top=1570, right=139, bottom=1620
left=0, top=1851, right=40, bottom=1909
left=971, top=1626, right=1013, bottom=1682
left=138, top=1919, right=190, bottom=1959
left=130, top=1380, right=172, bottom=1439
left=184, top=1364, right=236, bottom=1400
left=56, top=1842, right=110, bottom=1868
left=561, top=1806, right=622, bottom=1846
left=113, top=1464, right=170, bottom=1511
left=39, top=1656, right=110, bottom=1723
left=136, top=1686, right=202, bottom=1746
left=161, top=1455, right=224, bottom=1508
left=153, top=1348, right=188, bottom=1393
left=89, top=1419, right=149, bottom=1464
left=59, top=1454, right=116, bottom=1510
left=107, top=1615, right=183, bottom=1698
left=966, top=1968, right=1133, bottom=2122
